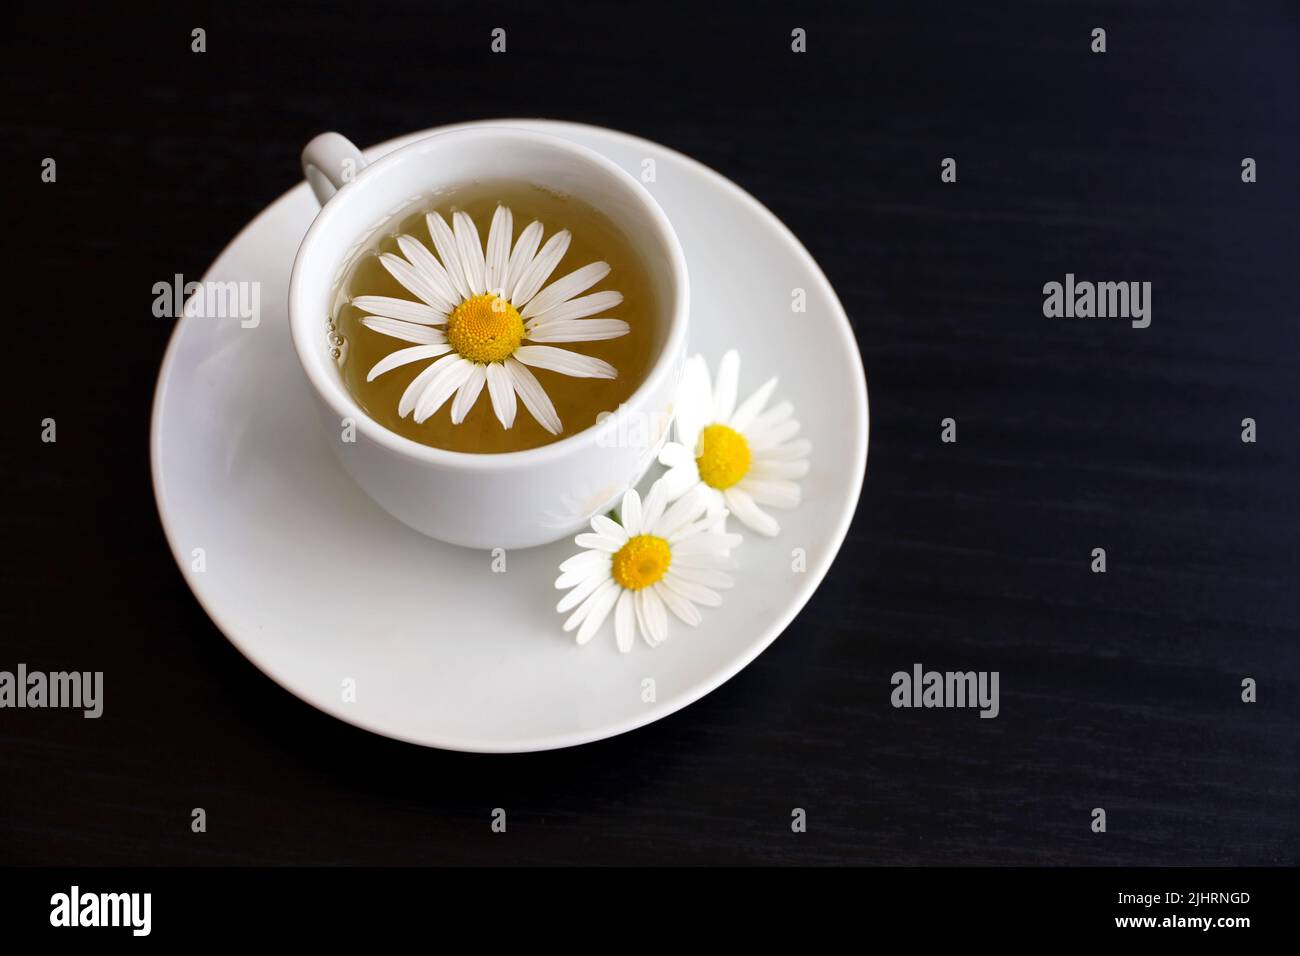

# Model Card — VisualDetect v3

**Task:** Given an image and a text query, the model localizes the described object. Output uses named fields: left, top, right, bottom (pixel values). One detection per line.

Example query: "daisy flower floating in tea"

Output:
left=353, top=205, right=627, bottom=434
left=658, top=350, right=810, bottom=536
left=555, top=481, right=741, bottom=652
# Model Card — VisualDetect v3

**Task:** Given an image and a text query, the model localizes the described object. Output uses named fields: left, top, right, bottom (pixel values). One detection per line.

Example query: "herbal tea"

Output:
left=329, top=181, right=659, bottom=453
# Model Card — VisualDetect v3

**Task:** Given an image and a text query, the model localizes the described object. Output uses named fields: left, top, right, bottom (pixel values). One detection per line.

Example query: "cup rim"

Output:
left=288, top=126, right=689, bottom=472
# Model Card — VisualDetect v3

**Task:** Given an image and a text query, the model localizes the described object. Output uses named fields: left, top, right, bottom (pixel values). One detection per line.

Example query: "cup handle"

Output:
left=301, top=132, right=367, bottom=206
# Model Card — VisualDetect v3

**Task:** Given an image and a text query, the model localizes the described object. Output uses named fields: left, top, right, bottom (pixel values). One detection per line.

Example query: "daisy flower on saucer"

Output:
left=555, top=480, right=742, bottom=652
left=354, top=204, right=628, bottom=434
left=658, top=350, right=810, bottom=536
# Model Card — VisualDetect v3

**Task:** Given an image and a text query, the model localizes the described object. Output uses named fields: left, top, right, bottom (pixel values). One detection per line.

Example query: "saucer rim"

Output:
left=149, top=118, right=870, bottom=752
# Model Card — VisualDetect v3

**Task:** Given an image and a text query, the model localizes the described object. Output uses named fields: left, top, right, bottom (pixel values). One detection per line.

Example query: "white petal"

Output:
left=514, top=345, right=615, bottom=379
left=351, top=295, right=445, bottom=325
left=394, top=235, right=459, bottom=311
left=738, top=478, right=801, bottom=508
left=658, top=442, right=694, bottom=469
left=640, top=477, right=670, bottom=533
left=745, top=400, right=792, bottom=435
left=652, top=484, right=708, bottom=538
left=379, top=253, right=452, bottom=312
left=521, top=261, right=610, bottom=319
left=672, top=530, right=743, bottom=553
left=728, top=376, right=778, bottom=432
left=483, top=205, right=512, bottom=295
left=525, top=289, right=622, bottom=324
left=660, top=572, right=721, bottom=607
left=614, top=590, right=636, bottom=653
left=502, top=220, right=543, bottom=295
left=748, top=418, right=801, bottom=452
left=671, top=552, right=738, bottom=570
left=702, top=487, right=729, bottom=522
left=511, top=230, right=570, bottom=306
left=397, top=353, right=460, bottom=416
left=712, top=350, right=740, bottom=423
left=638, top=587, right=668, bottom=646
left=750, top=458, right=810, bottom=480
left=668, top=517, right=732, bottom=546
left=723, top=486, right=780, bottom=536
left=671, top=565, right=734, bottom=590
left=574, top=532, right=623, bottom=553
left=620, top=488, right=642, bottom=536
left=654, top=581, right=701, bottom=627
left=453, top=211, right=487, bottom=295
left=367, top=344, right=452, bottom=383
left=759, top=438, right=812, bottom=461
left=413, top=357, right=475, bottom=424
left=590, top=513, right=629, bottom=543
left=633, top=587, right=651, bottom=645
left=575, top=580, right=621, bottom=645
left=673, top=354, right=714, bottom=449
left=426, top=212, right=472, bottom=301
left=557, top=548, right=608, bottom=576
left=555, top=557, right=609, bottom=590
left=484, top=361, right=517, bottom=429
left=659, top=465, right=700, bottom=502
left=563, top=577, right=616, bottom=634
left=524, top=318, right=630, bottom=343
left=450, top=362, right=487, bottom=424
left=504, top=357, right=562, bottom=435
left=361, top=317, right=447, bottom=344
left=557, top=568, right=609, bottom=614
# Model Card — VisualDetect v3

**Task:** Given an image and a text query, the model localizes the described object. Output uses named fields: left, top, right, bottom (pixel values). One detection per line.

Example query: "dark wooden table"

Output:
left=3, top=1, right=1297, bottom=866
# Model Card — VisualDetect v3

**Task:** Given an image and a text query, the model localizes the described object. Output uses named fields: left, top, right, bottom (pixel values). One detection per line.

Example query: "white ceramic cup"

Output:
left=290, top=128, right=689, bottom=549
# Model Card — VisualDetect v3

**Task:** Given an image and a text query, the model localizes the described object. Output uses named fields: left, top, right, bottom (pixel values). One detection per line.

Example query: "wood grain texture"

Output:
left=2, top=0, right=1297, bottom=865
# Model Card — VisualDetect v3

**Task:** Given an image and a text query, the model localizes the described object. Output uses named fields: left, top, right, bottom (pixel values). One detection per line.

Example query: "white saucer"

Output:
left=151, top=119, right=868, bottom=752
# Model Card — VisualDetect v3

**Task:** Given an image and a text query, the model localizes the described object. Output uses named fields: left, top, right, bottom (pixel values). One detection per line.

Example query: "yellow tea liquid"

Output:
left=331, top=181, right=659, bottom=453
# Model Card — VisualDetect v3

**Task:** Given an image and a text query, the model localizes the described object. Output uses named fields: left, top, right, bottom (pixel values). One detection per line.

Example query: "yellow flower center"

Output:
left=610, top=534, right=672, bottom=591
left=695, top=423, right=751, bottom=490
left=446, top=293, right=524, bottom=364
